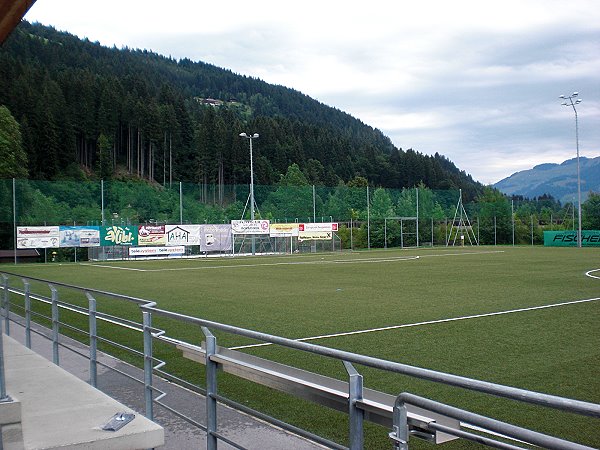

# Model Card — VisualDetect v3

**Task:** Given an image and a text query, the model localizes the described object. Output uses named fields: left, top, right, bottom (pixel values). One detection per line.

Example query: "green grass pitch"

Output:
left=4, top=246, right=600, bottom=448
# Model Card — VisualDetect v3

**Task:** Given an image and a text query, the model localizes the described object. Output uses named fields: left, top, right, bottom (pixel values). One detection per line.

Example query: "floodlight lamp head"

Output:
left=561, top=102, right=568, bottom=106
left=572, top=92, right=579, bottom=97
left=252, top=133, right=259, bottom=138
left=575, top=99, right=582, bottom=104
left=559, top=95, right=566, bottom=99
left=239, top=132, right=248, bottom=138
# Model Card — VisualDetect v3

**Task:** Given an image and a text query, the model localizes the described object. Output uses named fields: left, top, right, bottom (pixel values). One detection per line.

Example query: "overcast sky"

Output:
left=24, top=0, right=600, bottom=184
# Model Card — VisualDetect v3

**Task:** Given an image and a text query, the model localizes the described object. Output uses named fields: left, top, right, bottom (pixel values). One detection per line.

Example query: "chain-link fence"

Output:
left=0, top=179, right=581, bottom=259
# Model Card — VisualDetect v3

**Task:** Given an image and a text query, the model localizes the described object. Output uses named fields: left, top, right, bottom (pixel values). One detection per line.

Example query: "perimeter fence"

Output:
left=0, top=178, right=581, bottom=257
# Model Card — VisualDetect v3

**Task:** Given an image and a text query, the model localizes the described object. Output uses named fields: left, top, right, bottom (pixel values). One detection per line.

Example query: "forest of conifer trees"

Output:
left=0, top=21, right=483, bottom=201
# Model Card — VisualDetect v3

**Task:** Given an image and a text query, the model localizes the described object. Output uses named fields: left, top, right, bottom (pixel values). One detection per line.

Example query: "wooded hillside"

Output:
left=0, top=21, right=483, bottom=200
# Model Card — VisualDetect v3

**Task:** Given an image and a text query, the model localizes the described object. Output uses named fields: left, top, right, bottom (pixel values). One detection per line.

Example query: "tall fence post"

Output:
left=13, top=177, right=17, bottom=265
left=86, top=293, right=97, bottom=388
left=23, top=279, right=31, bottom=348
left=367, top=186, right=371, bottom=250
left=143, top=311, right=154, bottom=420
left=344, top=361, right=364, bottom=450
left=202, top=326, right=218, bottom=450
left=49, top=285, right=59, bottom=365
left=2, top=274, right=9, bottom=335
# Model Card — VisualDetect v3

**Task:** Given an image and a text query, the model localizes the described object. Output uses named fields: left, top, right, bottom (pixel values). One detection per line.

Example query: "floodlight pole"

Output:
left=559, top=92, right=582, bottom=248
left=240, top=132, right=259, bottom=255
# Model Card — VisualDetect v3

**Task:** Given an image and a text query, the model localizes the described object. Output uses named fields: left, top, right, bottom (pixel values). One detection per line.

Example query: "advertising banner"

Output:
left=199, top=224, right=232, bottom=252
left=298, top=231, right=333, bottom=241
left=129, top=246, right=186, bottom=257
left=59, top=226, right=100, bottom=247
left=298, top=222, right=338, bottom=232
left=138, top=224, right=166, bottom=246
left=270, top=223, right=299, bottom=237
left=231, top=220, right=270, bottom=235
left=17, top=226, right=60, bottom=248
left=101, top=225, right=138, bottom=246
left=544, top=230, right=600, bottom=247
left=165, top=225, right=201, bottom=246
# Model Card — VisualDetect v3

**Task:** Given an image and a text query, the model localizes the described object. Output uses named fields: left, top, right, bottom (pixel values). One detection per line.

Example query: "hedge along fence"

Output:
left=0, top=178, right=582, bottom=251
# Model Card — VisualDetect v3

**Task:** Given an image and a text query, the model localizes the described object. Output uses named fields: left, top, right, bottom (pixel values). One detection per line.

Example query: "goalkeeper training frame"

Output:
left=446, top=189, right=478, bottom=246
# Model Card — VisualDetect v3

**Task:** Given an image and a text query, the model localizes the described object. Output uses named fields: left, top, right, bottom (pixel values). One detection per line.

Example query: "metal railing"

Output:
left=1, top=270, right=599, bottom=449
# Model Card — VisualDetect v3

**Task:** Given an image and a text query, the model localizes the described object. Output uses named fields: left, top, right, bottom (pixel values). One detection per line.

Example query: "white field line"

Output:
left=80, top=249, right=504, bottom=272
left=229, top=296, right=600, bottom=351
left=80, top=256, right=418, bottom=271
left=586, top=269, right=600, bottom=280
left=79, top=263, right=147, bottom=271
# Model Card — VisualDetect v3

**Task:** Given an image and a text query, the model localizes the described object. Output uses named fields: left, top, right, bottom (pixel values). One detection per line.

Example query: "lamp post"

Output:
left=559, top=92, right=582, bottom=248
left=239, top=132, right=259, bottom=255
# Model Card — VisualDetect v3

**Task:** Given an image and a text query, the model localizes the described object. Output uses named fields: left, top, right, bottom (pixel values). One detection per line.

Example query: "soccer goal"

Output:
left=384, top=217, right=419, bottom=248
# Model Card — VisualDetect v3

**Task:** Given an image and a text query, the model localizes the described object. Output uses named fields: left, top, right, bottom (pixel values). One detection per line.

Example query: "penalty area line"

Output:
left=229, top=296, right=600, bottom=351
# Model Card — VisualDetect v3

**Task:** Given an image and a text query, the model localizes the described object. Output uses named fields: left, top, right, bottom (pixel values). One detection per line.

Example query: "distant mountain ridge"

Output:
left=494, top=156, right=600, bottom=203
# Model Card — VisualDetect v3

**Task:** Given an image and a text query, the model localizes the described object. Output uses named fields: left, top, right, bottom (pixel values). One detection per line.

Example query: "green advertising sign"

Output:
left=544, top=230, right=600, bottom=247
left=101, top=225, right=138, bottom=246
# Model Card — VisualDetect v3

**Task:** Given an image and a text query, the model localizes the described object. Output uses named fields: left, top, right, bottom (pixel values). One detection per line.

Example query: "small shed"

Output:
left=0, top=249, right=41, bottom=264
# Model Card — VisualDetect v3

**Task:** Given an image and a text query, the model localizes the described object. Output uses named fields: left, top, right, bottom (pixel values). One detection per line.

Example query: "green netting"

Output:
left=0, top=179, right=581, bottom=251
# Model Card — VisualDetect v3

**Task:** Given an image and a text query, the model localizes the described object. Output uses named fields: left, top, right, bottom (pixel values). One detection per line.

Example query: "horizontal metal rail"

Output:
left=391, top=393, right=597, bottom=450
left=142, top=304, right=600, bottom=419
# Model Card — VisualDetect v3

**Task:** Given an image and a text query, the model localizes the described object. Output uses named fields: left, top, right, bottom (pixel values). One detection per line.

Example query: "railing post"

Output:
left=390, top=396, right=409, bottom=450
left=202, top=326, right=218, bottom=450
left=344, top=361, right=364, bottom=450
left=23, top=279, right=31, bottom=349
left=49, top=284, right=59, bottom=365
left=0, top=311, right=9, bottom=402
left=2, top=274, right=9, bottom=335
left=86, top=293, right=97, bottom=388
left=143, top=311, right=154, bottom=420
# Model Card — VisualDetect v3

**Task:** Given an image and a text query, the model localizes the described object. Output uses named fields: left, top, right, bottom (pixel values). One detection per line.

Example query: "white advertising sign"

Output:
left=165, top=225, right=201, bottom=246
left=270, top=223, right=299, bottom=237
left=199, top=224, right=232, bottom=252
left=231, top=220, right=270, bottom=235
left=17, top=226, right=60, bottom=248
left=298, top=223, right=338, bottom=233
left=298, top=231, right=333, bottom=241
left=59, top=226, right=100, bottom=247
left=129, top=246, right=186, bottom=257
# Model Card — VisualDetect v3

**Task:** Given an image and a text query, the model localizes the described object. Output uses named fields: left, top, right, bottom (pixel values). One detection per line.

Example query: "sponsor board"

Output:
left=101, top=225, right=138, bottom=246
left=129, top=246, right=186, bottom=257
left=200, top=224, right=232, bottom=252
left=17, top=226, right=60, bottom=248
left=298, top=231, right=333, bottom=241
left=231, top=220, right=270, bottom=235
left=138, top=224, right=166, bottom=246
left=298, top=222, right=338, bottom=232
left=59, top=226, right=100, bottom=247
left=270, top=223, right=299, bottom=237
left=544, top=230, right=600, bottom=247
left=165, top=225, right=201, bottom=246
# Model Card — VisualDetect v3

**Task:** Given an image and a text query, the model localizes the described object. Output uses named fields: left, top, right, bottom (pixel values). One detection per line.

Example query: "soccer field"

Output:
left=4, top=246, right=600, bottom=448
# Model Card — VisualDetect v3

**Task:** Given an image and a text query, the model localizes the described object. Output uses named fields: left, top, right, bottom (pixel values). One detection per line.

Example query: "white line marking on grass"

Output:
left=82, top=256, right=421, bottom=271
left=79, top=263, right=148, bottom=271
left=418, top=250, right=505, bottom=258
left=586, top=269, right=600, bottom=280
left=80, top=249, right=503, bottom=272
left=229, top=296, right=600, bottom=350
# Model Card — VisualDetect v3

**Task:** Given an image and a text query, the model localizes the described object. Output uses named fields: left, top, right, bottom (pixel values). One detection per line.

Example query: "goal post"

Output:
left=384, top=217, right=418, bottom=249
